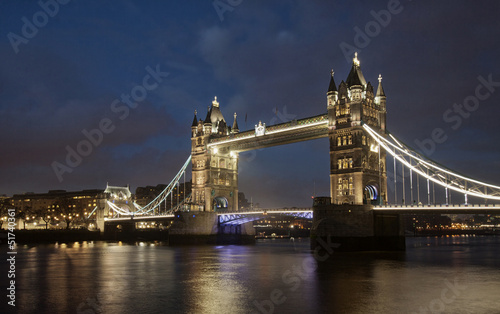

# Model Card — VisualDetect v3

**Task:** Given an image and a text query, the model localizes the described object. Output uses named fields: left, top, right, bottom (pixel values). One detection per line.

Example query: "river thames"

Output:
left=3, top=236, right=500, bottom=313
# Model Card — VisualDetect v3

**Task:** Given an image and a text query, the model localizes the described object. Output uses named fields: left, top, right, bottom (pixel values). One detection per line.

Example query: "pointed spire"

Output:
left=346, top=52, right=366, bottom=87
left=204, top=106, right=211, bottom=124
left=232, top=112, right=239, bottom=132
left=376, top=74, right=386, bottom=97
left=191, top=109, right=198, bottom=127
left=327, top=69, right=337, bottom=93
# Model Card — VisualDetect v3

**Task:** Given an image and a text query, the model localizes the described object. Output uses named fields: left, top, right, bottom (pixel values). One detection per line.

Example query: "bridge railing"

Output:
left=376, top=204, right=500, bottom=208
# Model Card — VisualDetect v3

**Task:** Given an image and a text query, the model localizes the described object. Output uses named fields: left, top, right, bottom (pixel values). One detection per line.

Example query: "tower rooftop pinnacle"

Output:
left=346, top=52, right=366, bottom=87
left=192, top=109, right=198, bottom=127
left=376, top=74, right=386, bottom=97
left=204, top=106, right=211, bottom=124
left=232, top=112, right=239, bottom=131
left=209, top=96, right=225, bottom=123
left=327, top=69, right=337, bottom=93
left=212, top=96, right=219, bottom=107
left=353, top=52, right=360, bottom=66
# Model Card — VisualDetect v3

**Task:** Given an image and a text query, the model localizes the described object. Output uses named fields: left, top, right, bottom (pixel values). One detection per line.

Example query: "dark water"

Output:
left=2, top=236, right=500, bottom=314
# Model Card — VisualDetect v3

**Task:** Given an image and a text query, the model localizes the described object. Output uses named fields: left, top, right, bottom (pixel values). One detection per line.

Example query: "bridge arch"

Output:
left=364, top=184, right=379, bottom=205
left=213, top=196, right=229, bottom=211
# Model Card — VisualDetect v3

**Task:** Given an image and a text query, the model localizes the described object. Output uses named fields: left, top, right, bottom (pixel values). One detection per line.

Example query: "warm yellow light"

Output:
left=353, top=52, right=360, bottom=66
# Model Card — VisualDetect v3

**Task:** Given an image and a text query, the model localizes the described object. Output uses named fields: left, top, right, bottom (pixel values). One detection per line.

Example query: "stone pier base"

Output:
left=310, top=204, right=405, bottom=252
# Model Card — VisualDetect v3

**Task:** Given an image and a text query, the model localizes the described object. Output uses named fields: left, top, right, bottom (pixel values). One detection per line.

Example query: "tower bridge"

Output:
left=100, top=53, right=500, bottom=249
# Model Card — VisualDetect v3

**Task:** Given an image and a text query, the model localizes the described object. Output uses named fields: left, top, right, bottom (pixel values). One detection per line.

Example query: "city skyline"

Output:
left=1, top=1, right=500, bottom=208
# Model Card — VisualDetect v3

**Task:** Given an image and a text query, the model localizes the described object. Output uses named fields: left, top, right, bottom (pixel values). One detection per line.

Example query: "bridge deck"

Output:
left=105, top=214, right=175, bottom=222
left=104, top=204, right=500, bottom=224
left=373, top=204, right=500, bottom=214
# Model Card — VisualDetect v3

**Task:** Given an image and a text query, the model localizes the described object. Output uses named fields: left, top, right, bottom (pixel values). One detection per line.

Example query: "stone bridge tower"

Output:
left=328, top=53, right=387, bottom=205
left=190, top=97, right=239, bottom=211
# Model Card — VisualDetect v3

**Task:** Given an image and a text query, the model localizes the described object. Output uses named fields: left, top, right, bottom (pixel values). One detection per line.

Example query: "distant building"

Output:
left=10, top=189, right=102, bottom=214
left=5, top=185, right=133, bottom=229
left=254, top=214, right=312, bottom=237
left=238, top=192, right=251, bottom=210
left=135, top=181, right=192, bottom=213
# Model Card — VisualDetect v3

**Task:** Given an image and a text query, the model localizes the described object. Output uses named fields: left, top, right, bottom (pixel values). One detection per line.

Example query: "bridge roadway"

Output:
left=104, top=204, right=500, bottom=225
left=104, top=208, right=314, bottom=225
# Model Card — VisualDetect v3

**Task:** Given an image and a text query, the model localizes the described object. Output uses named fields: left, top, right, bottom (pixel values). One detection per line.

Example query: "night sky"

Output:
left=1, top=1, right=500, bottom=208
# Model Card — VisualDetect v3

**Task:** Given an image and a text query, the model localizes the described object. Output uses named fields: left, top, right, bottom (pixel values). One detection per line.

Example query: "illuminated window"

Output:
left=342, top=136, right=347, bottom=145
left=337, top=137, right=341, bottom=146
left=338, top=159, right=342, bottom=169
left=362, top=136, right=366, bottom=145
left=348, top=135, right=352, bottom=145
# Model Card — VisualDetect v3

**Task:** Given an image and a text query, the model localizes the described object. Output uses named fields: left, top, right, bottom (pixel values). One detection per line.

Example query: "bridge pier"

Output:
left=168, top=212, right=255, bottom=245
left=311, top=203, right=405, bottom=252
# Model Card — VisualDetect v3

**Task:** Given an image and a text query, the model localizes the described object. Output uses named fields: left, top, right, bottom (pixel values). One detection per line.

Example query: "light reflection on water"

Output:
left=4, top=236, right=500, bottom=313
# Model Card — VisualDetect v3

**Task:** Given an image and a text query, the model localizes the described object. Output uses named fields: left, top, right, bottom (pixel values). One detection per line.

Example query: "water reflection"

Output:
left=7, top=237, right=500, bottom=313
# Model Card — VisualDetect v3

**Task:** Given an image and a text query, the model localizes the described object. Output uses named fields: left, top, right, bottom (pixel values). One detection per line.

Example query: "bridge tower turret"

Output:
left=328, top=53, right=387, bottom=205
left=191, top=97, right=239, bottom=212
left=375, top=74, right=387, bottom=132
left=327, top=69, right=338, bottom=108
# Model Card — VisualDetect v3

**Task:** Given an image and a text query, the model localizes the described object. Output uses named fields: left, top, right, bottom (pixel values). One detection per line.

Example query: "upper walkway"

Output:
left=207, top=114, right=328, bottom=152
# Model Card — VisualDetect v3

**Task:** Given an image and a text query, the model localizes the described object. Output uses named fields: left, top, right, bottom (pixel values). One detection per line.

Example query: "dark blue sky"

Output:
left=1, top=1, right=500, bottom=207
